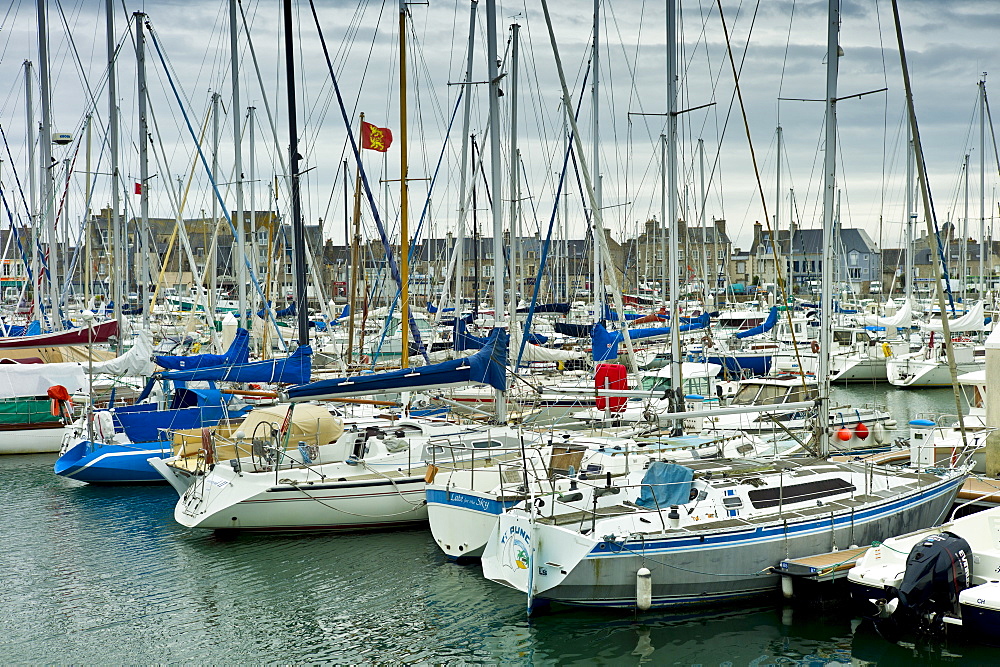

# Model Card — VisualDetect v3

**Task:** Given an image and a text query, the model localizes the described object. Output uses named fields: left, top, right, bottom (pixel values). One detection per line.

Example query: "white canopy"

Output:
left=0, top=362, right=87, bottom=400
left=510, top=328, right=585, bottom=363
left=923, top=301, right=985, bottom=333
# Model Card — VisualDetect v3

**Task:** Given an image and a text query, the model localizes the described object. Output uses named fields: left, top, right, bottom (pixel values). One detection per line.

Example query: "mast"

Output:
left=451, top=1, right=477, bottom=314
left=24, top=60, right=39, bottom=323
left=905, top=122, right=914, bottom=303
left=776, top=125, right=783, bottom=294
left=348, top=114, right=365, bottom=364
left=135, top=11, right=151, bottom=330
left=248, top=104, right=258, bottom=315
left=230, top=0, right=247, bottom=321
left=107, top=0, right=125, bottom=340
left=963, top=153, right=969, bottom=302
left=485, top=0, right=506, bottom=421
left=666, top=0, right=682, bottom=420
left=210, top=91, right=220, bottom=318
left=283, top=0, right=308, bottom=347
left=399, top=0, right=411, bottom=367
left=591, top=0, right=602, bottom=315
left=980, top=75, right=987, bottom=300
left=698, top=138, right=708, bottom=300
left=507, top=22, right=521, bottom=319
left=37, top=0, right=58, bottom=329
left=818, top=0, right=841, bottom=454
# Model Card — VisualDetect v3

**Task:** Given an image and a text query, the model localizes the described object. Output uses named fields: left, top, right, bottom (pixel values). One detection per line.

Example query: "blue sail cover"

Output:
left=287, top=328, right=508, bottom=402
left=516, top=303, right=570, bottom=314
left=554, top=321, right=593, bottom=338
left=602, top=305, right=643, bottom=321
left=159, top=345, right=312, bottom=384
left=427, top=302, right=455, bottom=314
left=155, top=328, right=251, bottom=370
left=733, top=306, right=779, bottom=340
left=592, top=314, right=710, bottom=361
left=454, top=318, right=490, bottom=351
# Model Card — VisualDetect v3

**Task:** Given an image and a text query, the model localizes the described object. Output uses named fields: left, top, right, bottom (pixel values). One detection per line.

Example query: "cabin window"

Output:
left=722, top=496, right=743, bottom=508
left=731, top=385, right=762, bottom=406
left=756, top=384, right=788, bottom=405
left=747, top=478, right=856, bottom=509
left=683, top=377, right=710, bottom=395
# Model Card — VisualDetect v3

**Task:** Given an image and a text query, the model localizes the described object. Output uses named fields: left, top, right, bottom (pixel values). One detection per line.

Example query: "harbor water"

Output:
left=3, top=385, right=996, bottom=665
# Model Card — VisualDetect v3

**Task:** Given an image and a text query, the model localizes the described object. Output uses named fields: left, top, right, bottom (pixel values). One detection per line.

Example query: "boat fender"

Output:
left=781, top=575, right=794, bottom=600
left=810, top=340, right=820, bottom=354
left=424, top=464, right=439, bottom=483
left=854, top=422, right=870, bottom=441
left=636, top=567, right=652, bottom=611
left=872, top=421, right=887, bottom=444
left=882, top=342, right=893, bottom=358
left=837, top=427, right=853, bottom=442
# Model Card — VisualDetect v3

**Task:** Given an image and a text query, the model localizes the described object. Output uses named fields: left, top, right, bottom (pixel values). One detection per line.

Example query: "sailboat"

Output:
left=479, top=0, right=968, bottom=612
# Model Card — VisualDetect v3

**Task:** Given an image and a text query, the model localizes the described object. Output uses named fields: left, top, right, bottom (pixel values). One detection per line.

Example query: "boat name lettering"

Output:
left=451, top=493, right=494, bottom=512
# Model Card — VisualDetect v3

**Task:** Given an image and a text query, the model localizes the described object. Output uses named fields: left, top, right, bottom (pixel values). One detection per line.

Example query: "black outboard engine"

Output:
left=875, top=532, right=972, bottom=640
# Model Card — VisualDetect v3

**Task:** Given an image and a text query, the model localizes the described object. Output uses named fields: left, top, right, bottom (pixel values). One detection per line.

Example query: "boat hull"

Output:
left=177, top=472, right=430, bottom=531
left=54, top=440, right=169, bottom=483
left=484, top=474, right=964, bottom=609
left=0, top=423, right=71, bottom=454
left=426, top=485, right=518, bottom=559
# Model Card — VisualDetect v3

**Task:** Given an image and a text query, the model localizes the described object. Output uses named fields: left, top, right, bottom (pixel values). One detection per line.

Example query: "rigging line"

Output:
left=516, top=61, right=590, bottom=370
left=306, top=0, right=428, bottom=364
left=144, top=20, right=286, bottom=348
left=776, top=0, right=795, bottom=119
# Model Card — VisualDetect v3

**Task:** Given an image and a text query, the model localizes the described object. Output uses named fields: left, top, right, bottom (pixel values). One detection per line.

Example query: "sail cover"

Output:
left=287, top=328, right=507, bottom=402
left=158, top=345, right=312, bottom=385
left=511, top=328, right=584, bottom=362
left=860, top=301, right=912, bottom=329
left=923, top=301, right=985, bottom=333
left=592, top=313, right=710, bottom=362
left=155, top=328, right=251, bottom=370
left=0, top=362, right=87, bottom=399
left=89, top=330, right=156, bottom=377
left=734, top=306, right=779, bottom=339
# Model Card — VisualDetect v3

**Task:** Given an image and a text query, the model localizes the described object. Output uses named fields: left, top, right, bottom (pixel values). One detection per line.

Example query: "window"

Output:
left=692, top=250, right=700, bottom=260
left=718, top=249, right=726, bottom=260
left=848, top=251, right=859, bottom=267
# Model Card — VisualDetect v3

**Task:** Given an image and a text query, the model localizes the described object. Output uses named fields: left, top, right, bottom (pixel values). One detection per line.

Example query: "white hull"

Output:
left=0, top=425, right=72, bottom=454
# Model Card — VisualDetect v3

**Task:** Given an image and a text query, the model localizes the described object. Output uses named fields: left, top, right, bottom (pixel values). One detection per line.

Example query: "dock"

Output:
left=778, top=545, right=870, bottom=580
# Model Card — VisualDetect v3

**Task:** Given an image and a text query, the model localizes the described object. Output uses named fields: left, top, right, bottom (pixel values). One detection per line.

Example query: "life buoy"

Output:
left=810, top=340, right=820, bottom=354
left=881, top=342, right=893, bottom=358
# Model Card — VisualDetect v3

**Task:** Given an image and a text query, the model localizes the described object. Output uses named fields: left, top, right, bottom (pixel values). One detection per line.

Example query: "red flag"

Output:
left=134, top=182, right=143, bottom=195
left=361, top=122, right=393, bottom=152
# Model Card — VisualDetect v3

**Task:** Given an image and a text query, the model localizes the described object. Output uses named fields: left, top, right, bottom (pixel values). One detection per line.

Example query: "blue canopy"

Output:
left=155, top=328, right=251, bottom=370
left=287, top=328, right=507, bottom=402
left=454, top=318, right=490, bottom=351
left=592, top=313, right=710, bottom=361
left=554, top=321, right=593, bottom=338
left=733, top=306, right=779, bottom=339
left=159, top=345, right=312, bottom=385
left=516, top=303, right=570, bottom=314
left=427, top=302, right=456, bottom=314
left=256, top=301, right=296, bottom=318
left=602, top=305, right=643, bottom=321
left=635, top=461, right=694, bottom=509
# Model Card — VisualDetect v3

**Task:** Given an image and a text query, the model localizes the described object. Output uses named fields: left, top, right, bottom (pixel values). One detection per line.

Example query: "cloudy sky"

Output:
left=0, top=0, right=996, bottom=256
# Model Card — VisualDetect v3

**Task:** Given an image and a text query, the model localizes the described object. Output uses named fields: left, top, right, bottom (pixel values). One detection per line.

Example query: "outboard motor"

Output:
left=874, top=532, right=972, bottom=640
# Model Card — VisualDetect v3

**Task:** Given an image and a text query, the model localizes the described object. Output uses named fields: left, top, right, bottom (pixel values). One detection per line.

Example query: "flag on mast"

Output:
left=134, top=182, right=143, bottom=195
left=361, top=122, right=393, bottom=152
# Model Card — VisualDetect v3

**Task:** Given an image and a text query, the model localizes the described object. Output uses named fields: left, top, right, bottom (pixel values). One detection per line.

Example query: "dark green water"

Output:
left=1, top=386, right=994, bottom=664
